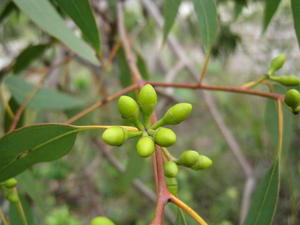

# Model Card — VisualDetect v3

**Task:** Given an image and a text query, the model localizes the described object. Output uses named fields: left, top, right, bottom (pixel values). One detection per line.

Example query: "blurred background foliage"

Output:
left=0, top=0, right=299, bottom=225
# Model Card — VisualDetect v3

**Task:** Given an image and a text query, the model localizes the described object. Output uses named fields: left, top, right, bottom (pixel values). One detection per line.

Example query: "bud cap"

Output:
left=90, top=217, right=116, bottom=225
left=284, top=89, right=300, bottom=109
left=177, top=150, right=199, bottom=167
left=102, top=127, right=127, bottom=146
left=138, top=84, right=157, bottom=115
left=118, top=96, right=140, bottom=121
left=162, top=103, right=192, bottom=125
left=136, top=137, right=155, bottom=157
left=192, top=155, right=213, bottom=170
left=164, top=161, right=179, bottom=177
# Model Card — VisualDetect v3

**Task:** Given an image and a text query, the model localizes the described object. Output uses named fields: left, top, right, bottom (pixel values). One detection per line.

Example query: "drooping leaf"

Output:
left=291, top=0, right=300, bottom=48
left=4, top=97, right=24, bottom=132
left=262, top=0, right=282, bottom=32
left=0, top=124, right=79, bottom=182
left=54, top=0, right=100, bottom=52
left=9, top=195, right=36, bottom=225
left=193, top=0, right=218, bottom=52
left=175, top=208, right=188, bottom=225
left=13, top=43, right=50, bottom=74
left=243, top=160, right=280, bottom=225
left=163, top=0, right=181, bottom=42
left=4, top=75, right=84, bottom=110
left=12, top=0, right=99, bottom=65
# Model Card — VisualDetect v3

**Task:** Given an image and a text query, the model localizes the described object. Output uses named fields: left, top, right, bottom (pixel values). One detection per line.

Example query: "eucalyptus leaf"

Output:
left=262, top=0, right=282, bottom=32
left=13, top=43, right=50, bottom=74
left=4, top=75, right=84, bottom=110
left=54, top=0, right=100, bottom=52
left=0, top=124, right=79, bottom=182
left=291, top=0, right=300, bottom=48
left=193, top=0, right=218, bottom=52
left=243, top=160, right=280, bottom=225
left=163, top=0, right=181, bottom=42
left=13, top=0, right=99, bottom=65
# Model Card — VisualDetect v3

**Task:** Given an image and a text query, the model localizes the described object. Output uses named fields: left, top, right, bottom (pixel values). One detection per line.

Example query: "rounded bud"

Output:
left=268, top=54, right=286, bottom=75
left=136, top=137, right=155, bottom=157
left=102, top=127, right=127, bottom=146
left=191, top=155, right=213, bottom=170
left=118, top=96, right=140, bottom=121
left=4, top=178, right=17, bottom=188
left=154, top=128, right=176, bottom=147
left=7, top=192, right=19, bottom=203
left=166, top=177, right=178, bottom=195
left=164, top=161, right=178, bottom=177
left=138, top=84, right=157, bottom=115
left=90, top=217, right=115, bottom=225
left=284, top=89, right=300, bottom=109
left=162, top=103, right=192, bottom=125
left=177, top=150, right=199, bottom=167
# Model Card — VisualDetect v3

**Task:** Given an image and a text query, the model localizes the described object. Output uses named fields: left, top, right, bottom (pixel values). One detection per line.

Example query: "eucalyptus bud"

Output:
left=151, top=103, right=192, bottom=129
left=102, top=127, right=128, bottom=146
left=176, top=150, right=199, bottom=167
left=153, top=128, right=176, bottom=147
left=268, top=54, right=286, bottom=75
left=284, top=89, right=300, bottom=109
left=191, top=155, right=213, bottom=170
left=90, top=217, right=116, bottom=225
left=138, top=84, right=157, bottom=115
left=164, top=161, right=179, bottom=178
left=269, top=75, right=300, bottom=86
left=118, top=96, right=140, bottom=122
left=4, top=178, right=17, bottom=188
left=136, top=136, right=155, bottom=157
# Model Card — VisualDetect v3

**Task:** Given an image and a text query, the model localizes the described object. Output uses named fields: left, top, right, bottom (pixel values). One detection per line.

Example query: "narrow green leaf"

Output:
left=0, top=124, right=78, bottom=182
left=13, top=44, right=49, bottom=74
left=0, top=1, right=17, bottom=24
left=4, top=97, right=24, bottom=132
left=263, top=0, right=282, bottom=32
left=175, top=208, right=188, bottom=225
left=291, top=0, right=300, bottom=48
left=193, top=0, right=218, bottom=52
left=54, top=0, right=100, bottom=52
left=13, top=0, right=99, bottom=65
left=243, top=160, right=280, bottom=225
left=4, top=75, right=84, bottom=110
left=163, top=0, right=181, bottom=42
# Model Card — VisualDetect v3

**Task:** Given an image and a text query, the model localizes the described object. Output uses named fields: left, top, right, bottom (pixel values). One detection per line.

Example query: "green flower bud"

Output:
left=90, top=217, right=115, bottom=225
left=151, top=103, right=192, bottom=129
left=154, top=128, right=176, bottom=147
left=102, top=127, right=128, bottom=146
left=268, top=54, right=286, bottom=75
left=138, top=84, right=157, bottom=115
left=164, top=161, right=178, bottom=177
left=166, top=177, right=178, bottom=195
left=177, top=150, right=199, bottom=167
left=7, top=192, right=19, bottom=203
left=191, top=155, right=213, bottom=170
left=118, top=96, right=140, bottom=122
left=269, top=75, right=300, bottom=86
left=284, top=89, right=300, bottom=109
left=4, top=178, right=17, bottom=188
left=136, top=136, right=155, bottom=157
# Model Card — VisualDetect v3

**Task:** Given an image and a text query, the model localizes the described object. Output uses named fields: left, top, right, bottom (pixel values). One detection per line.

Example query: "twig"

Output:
left=66, top=83, right=138, bottom=124
left=91, top=139, right=175, bottom=223
left=140, top=0, right=258, bottom=223
left=198, top=52, right=211, bottom=84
